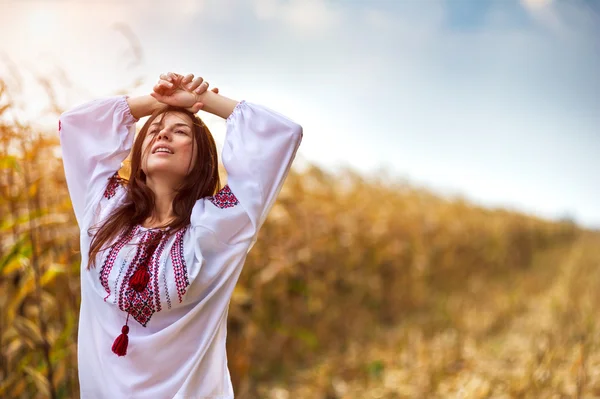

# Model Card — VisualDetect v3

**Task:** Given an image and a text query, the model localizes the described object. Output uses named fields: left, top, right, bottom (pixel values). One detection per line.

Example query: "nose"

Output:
left=157, top=129, right=171, bottom=141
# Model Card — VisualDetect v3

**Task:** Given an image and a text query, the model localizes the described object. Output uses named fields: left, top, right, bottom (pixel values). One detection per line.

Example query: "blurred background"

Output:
left=0, top=0, right=599, bottom=397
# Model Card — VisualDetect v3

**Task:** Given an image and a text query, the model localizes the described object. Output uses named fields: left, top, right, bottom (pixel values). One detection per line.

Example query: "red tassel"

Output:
left=112, top=325, right=129, bottom=356
left=129, top=267, right=150, bottom=292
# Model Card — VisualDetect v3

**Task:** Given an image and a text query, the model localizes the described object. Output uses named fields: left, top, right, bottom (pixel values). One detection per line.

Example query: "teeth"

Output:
left=155, top=148, right=173, bottom=154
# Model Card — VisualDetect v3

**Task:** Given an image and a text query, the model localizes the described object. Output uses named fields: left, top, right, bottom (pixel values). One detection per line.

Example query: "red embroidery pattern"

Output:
left=109, top=226, right=188, bottom=356
left=100, top=226, right=140, bottom=301
left=120, top=230, right=163, bottom=326
left=118, top=231, right=151, bottom=312
left=152, top=236, right=168, bottom=312
left=171, top=228, right=189, bottom=303
left=208, top=185, right=239, bottom=209
left=58, top=120, right=61, bottom=132
left=125, top=284, right=156, bottom=327
left=104, top=172, right=122, bottom=200
left=163, top=270, right=172, bottom=309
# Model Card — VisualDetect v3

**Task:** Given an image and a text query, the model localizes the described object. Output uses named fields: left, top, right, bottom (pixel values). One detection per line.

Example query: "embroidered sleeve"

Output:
left=58, top=96, right=137, bottom=226
left=191, top=101, right=302, bottom=245
left=208, top=185, right=239, bottom=209
left=103, top=172, right=124, bottom=200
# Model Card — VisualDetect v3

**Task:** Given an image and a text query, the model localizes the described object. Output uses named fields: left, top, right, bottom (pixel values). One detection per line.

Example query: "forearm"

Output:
left=197, top=91, right=239, bottom=120
left=126, top=95, right=163, bottom=119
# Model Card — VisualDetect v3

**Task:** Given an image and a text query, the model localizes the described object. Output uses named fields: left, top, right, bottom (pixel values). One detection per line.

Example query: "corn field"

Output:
left=0, top=74, right=597, bottom=399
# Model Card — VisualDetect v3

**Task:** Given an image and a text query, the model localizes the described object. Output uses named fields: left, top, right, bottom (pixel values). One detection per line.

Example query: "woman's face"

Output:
left=141, top=111, right=197, bottom=181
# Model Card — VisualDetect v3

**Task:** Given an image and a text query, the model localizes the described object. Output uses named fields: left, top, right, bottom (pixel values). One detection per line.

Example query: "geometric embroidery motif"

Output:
left=98, top=224, right=190, bottom=328
left=119, top=230, right=163, bottom=327
left=100, top=225, right=140, bottom=302
left=171, top=227, right=190, bottom=303
left=104, top=172, right=122, bottom=200
left=152, top=236, right=168, bottom=312
left=163, top=267, right=172, bottom=310
left=208, top=184, right=239, bottom=209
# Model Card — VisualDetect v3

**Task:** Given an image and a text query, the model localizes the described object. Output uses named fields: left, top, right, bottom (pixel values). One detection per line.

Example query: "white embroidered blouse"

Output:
left=58, top=96, right=302, bottom=399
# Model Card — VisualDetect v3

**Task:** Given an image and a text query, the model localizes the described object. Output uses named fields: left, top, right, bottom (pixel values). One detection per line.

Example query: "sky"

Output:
left=0, top=0, right=598, bottom=228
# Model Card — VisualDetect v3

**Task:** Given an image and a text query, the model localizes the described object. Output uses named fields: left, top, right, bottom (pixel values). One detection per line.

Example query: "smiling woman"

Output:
left=141, top=113, right=204, bottom=196
left=58, top=72, right=303, bottom=398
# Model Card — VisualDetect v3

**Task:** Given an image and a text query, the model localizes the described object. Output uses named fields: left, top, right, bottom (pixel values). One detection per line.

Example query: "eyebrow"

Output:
left=150, top=122, right=192, bottom=128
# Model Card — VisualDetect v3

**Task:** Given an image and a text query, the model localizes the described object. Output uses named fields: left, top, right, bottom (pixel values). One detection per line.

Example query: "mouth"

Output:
left=152, top=146, right=174, bottom=155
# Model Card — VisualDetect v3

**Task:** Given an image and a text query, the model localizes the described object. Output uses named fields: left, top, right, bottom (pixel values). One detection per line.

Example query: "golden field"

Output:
left=0, top=79, right=597, bottom=398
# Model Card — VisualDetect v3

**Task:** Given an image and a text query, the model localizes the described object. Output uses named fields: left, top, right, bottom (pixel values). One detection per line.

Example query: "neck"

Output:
left=145, top=176, right=178, bottom=226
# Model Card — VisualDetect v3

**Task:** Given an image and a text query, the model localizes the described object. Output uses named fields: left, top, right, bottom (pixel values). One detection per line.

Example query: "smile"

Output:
left=153, top=147, right=174, bottom=154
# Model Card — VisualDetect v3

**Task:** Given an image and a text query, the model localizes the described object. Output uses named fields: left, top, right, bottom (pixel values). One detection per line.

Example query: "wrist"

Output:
left=196, top=91, right=239, bottom=119
left=127, top=95, right=162, bottom=119
left=195, top=89, right=216, bottom=104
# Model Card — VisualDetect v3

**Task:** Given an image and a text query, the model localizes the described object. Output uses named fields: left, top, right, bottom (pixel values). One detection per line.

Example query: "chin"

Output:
left=146, top=166, right=185, bottom=179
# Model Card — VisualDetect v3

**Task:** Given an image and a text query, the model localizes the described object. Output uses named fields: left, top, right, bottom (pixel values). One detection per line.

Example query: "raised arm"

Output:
left=126, top=95, right=163, bottom=119
left=59, top=96, right=139, bottom=226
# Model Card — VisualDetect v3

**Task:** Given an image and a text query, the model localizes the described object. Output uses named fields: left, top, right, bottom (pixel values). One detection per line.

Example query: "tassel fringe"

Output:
left=112, top=325, right=129, bottom=356
left=129, top=267, right=150, bottom=292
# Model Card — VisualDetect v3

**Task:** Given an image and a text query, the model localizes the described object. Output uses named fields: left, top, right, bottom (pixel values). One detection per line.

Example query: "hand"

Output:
left=151, top=72, right=219, bottom=113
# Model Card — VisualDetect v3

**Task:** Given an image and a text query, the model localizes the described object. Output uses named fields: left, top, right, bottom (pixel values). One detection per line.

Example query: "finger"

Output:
left=153, top=79, right=173, bottom=96
left=153, top=83, right=166, bottom=95
left=160, top=73, right=171, bottom=82
left=182, top=74, right=194, bottom=85
left=194, top=81, right=209, bottom=94
left=168, top=72, right=184, bottom=86
left=187, top=76, right=204, bottom=92
left=158, top=79, right=174, bottom=89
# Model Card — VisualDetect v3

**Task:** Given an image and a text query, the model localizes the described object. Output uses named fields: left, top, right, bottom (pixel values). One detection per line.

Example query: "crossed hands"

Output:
left=151, top=72, right=219, bottom=113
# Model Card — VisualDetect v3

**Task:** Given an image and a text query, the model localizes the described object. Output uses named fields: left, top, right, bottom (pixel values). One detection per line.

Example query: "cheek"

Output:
left=181, top=141, right=197, bottom=172
left=180, top=141, right=195, bottom=160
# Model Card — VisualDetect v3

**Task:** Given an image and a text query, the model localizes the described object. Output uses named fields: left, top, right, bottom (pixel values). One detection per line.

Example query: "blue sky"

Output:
left=0, top=0, right=598, bottom=227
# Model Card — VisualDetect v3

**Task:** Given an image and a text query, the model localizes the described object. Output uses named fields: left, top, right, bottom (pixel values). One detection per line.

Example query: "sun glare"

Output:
left=521, top=0, right=552, bottom=10
left=26, top=5, right=59, bottom=41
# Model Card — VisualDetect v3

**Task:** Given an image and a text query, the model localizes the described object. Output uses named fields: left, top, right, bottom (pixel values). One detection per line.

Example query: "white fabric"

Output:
left=58, top=96, right=302, bottom=399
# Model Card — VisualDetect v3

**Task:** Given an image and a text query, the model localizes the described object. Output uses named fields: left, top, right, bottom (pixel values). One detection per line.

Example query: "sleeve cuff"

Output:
left=226, top=100, right=247, bottom=125
left=120, top=95, right=140, bottom=125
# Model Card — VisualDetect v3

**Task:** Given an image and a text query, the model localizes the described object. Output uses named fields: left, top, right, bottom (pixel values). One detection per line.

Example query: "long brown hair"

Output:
left=87, top=105, right=221, bottom=268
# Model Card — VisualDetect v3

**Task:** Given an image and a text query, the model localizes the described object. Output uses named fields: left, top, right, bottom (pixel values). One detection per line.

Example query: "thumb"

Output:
left=189, top=102, right=204, bottom=113
left=150, top=92, right=163, bottom=101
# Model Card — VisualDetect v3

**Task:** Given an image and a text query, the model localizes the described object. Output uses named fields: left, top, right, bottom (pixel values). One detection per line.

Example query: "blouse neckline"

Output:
left=138, top=224, right=171, bottom=232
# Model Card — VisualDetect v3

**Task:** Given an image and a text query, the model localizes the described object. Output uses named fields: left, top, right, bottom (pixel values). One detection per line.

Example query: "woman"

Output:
left=59, top=72, right=303, bottom=398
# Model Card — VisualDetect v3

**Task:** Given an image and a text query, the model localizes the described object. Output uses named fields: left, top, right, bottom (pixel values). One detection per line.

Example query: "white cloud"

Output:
left=254, top=0, right=279, bottom=20
left=252, top=0, right=342, bottom=35
left=283, top=0, right=341, bottom=33
left=520, top=0, right=566, bottom=34
left=364, top=9, right=394, bottom=31
left=178, top=0, right=206, bottom=18
left=521, top=0, right=552, bottom=11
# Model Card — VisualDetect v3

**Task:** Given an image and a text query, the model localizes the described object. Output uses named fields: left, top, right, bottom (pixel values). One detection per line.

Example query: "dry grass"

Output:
left=257, top=233, right=600, bottom=398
